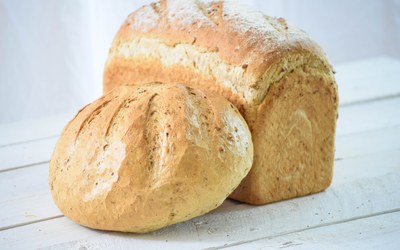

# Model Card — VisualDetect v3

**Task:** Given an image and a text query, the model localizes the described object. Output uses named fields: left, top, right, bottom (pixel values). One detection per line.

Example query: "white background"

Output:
left=0, top=0, right=399, bottom=124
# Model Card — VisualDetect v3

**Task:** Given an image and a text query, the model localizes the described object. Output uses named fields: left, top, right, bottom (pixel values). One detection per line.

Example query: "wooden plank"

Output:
left=333, top=149, right=400, bottom=185
left=336, top=57, right=400, bottom=106
left=0, top=163, right=60, bottom=230
left=0, top=194, right=61, bottom=231
left=1, top=150, right=399, bottom=249
left=225, top=211, right=400, bottom=250
left=1, top=173, right=399, bottom=249
left=0, top=137, right=57, bottom=172
left=0, top=217, right=100, bottom=250
left=335, top=125, right=400, bottom=160
left=0, top=164, right=48, bottom=203
left=0, top=113, right=73, bottom=147
left=336, top=97, right=400, bottom=136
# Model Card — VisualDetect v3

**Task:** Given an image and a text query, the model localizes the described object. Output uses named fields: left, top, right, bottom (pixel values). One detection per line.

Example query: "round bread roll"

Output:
left=49, top=83, right=253, bottom=233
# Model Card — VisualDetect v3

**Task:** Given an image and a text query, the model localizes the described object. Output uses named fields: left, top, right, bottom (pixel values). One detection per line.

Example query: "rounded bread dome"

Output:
left=49, top=83, right=253, bottom=233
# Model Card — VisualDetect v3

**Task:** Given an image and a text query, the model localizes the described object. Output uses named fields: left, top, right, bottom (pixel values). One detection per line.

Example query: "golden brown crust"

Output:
left=49, top=83, right=253, bottom=232
left=105, top=0, right=332, bottom=107
left=103, top=0, right=339, bottom=205
left=113, top=0, right=327, bottom=77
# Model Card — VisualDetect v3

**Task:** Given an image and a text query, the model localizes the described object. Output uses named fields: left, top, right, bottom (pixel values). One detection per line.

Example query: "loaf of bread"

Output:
left=103, top=0, right=338, bottom=204
left=49, top=83, right=253, bottom=232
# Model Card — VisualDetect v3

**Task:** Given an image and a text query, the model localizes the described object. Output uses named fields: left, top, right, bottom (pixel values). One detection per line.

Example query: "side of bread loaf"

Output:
left=49, top=83, right=253, bottom=232
left=104, top=0, right=338, bottom=204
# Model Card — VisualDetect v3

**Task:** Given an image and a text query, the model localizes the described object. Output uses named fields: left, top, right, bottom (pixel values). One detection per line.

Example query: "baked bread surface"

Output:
left=49, top=83, right=253, bottom=232
left=104, top=0, right=339, bottom=204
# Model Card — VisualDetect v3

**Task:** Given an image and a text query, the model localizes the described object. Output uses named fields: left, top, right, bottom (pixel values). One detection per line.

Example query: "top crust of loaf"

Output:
left=109, top=0, right=332, bottom=106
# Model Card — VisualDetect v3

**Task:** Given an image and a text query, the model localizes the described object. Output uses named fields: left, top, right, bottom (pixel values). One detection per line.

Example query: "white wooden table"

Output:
left=1, top=57, right=400, bottom=249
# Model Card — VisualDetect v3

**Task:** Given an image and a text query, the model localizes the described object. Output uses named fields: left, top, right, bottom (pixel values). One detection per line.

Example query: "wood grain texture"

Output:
left=336, top=57, right=400, bottom=106
left=336, top=97, right=400, bottom=136
left=0, top=164, right=60, bottom=230
left=0, top=137, right=57, bottom=172
left=335, top=126, right=400, bottom=159
left=1, top=171, right=398, bottom=249
left=0, top=113, right=73, bottom=147
left=227, top=211, right=400, bottom=250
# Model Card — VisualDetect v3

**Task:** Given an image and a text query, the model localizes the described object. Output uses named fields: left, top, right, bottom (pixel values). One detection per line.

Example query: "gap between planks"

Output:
left=40, top=209, right=400, bottom=250
left=0, top=113, right=74, bottom=147
left=339, top=93, right=400, bottom=107
left=0, top=135, right=59, bottom=149
left=221, top=211, right=400, bottom=250
left=205, top=209, right=400, bottom=250
left=0, top=161, right=49, bottom=174
left=0, top=215, right=64, bottom=232
left=336, top=56, right=400, bottom=106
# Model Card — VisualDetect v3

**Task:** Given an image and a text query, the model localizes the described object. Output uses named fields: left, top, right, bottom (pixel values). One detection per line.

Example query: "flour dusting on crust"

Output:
left=167, top=0, right=215, bottom=28
left=128, top=4, right=161, bottom=32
